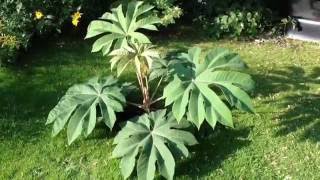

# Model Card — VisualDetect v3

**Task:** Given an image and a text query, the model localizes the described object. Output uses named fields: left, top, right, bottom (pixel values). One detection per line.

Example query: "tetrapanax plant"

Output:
left=85, top=1, right=161, bottom=55
left=112, top=109, right=198, bottom=180
left=47, top=2, right=255, bottom=180
left=162, top=47, right=255, bottom=129
left=46, top=76, right=126, bottom=145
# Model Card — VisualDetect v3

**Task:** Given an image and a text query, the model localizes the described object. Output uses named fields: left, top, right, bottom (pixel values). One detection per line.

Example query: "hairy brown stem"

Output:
left=136, top=72, right=151, bottom=113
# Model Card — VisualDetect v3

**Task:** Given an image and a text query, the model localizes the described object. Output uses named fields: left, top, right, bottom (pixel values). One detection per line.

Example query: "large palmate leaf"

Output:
left=163, top=47, right=255, bottom=129
left=109, top=42, right=159, bottom=77
left=149, top=58, right=170, bottom=81
left=85, top=1, right=161, bottom=55
left=149, top=50, right=196, bottom=82
left=112, top=109, right=198, bottom=180
left=46, top=76, right=126, bottom=145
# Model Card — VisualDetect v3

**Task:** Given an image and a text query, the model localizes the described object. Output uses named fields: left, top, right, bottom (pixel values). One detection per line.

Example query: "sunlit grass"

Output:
left=1, top=33, right=320, bottom=179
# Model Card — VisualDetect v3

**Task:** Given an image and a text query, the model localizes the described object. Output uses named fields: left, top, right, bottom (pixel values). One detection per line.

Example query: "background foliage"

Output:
left=0, top=0, right=81, bottom=64
left=0, top=0, right=181, bottom=64
left=0, top=0, right=287, bottom=65
left=184, top=0, right=272, bottom=39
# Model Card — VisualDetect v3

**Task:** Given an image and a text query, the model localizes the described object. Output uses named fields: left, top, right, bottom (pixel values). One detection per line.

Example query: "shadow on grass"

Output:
left=275, top=93, right=320, bottom=142
left=253, top=66, right=320, bottom=97
left=0, top=67, right=136, bottom=142
left=175, top=126, right=252, bottom=178
left=252, top=65, right=320, bottom=141
left=0, top=68, right=64, bottom=141
left=153, top=25, right=210, bottom=47
left=0, top=37, right=113, bottom=142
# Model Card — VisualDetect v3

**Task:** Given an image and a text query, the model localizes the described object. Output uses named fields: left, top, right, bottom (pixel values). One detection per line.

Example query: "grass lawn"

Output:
left=1, top=31, right=320, bottom=179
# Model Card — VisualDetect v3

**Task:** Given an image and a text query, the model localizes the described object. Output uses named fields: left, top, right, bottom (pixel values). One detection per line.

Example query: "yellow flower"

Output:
left=71, top=11, right=82, bottom=27
left=72, top=19, right=80, bottom=27
left=72, top=11, right=82, bottom=19
left=35, top=10, right=44, bottom=20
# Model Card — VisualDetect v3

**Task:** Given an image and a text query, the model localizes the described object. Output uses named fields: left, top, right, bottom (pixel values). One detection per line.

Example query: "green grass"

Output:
left=1, top=32, right=320, bottom=179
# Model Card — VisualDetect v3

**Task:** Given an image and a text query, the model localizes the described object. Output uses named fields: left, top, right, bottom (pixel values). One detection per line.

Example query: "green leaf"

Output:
left=101, top=12, right=117, bottom=22
left=130, top=32, right=151, bottom=43
left=137, top=140, right=157, bottom=180
left=126, top=1, right=144, bottom=31
left=99, top=100, right=117, bottom=129
left=114, top=37, right=128, bottom=50
left=109, top=43, right=159, bottom=78
left=137, top=4, right=155, bottom=17
left=112, top=110, right=197, bottom=180
left=47, top=98, right=78, bottom=137
left=91, top=34, right=122, bottom=53
left=135, top=16, right=161, bottom=31
left=206, top=48, right=247, bottom=70
left=140, top=24, right=158, bottom=31
left=86, top=2, right=159, bottom=55
left=163, top=47, right=255, bottom=129
left=172, top=87, right=190, bottom=122
left=102, top=42, right=113, bottom=56
left=217, top=83, right=254, bottom=113
left=113, top=134, right=145, bottom=158
left=46, top=76, right=126, bottom=145
left=210, top=70, right=255, bottom=92
left=116, top=59, right=131, bottom=77
left=67, top=99, right=96, bottom=144
left=205, top=103, right=218, bottom=129
left=120, top=148, right=139, bottom=179
left=188, top=90, right=205, bottom=129
left=188, top=47, right=201, bottom=64
left=83, top=104, right=97, bottom=137
left=196, top=83, right=233, bottom=127
left=114, top=4, right=127, bottom=32
left=85, top=21, right=122, bottom=39
left=163, top=76, right=185, bottom=106
left=154, top=138, right=175, bottom=180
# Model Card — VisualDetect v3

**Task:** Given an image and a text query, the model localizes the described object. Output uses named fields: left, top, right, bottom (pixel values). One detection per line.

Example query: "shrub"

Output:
left=0, top=19, right=21, bottom=65
left=0, top=0, right=82, bottom=64
left=188, top=0, right=271, bottom=38
left=47, top=1, right=255, bottom=179
left=209, top=9, right=265, bottom=38
left=0, top=1, right=31, bottom=64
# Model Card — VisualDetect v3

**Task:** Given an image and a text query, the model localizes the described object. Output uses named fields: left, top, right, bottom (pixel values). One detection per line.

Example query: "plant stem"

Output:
left=151, top=76, right=163, bottom=101
left=127, top=101, right=143, bottom=108
left=150, top=96, right=164, bottom=105
left=136, top=72, right=151, bottom=113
